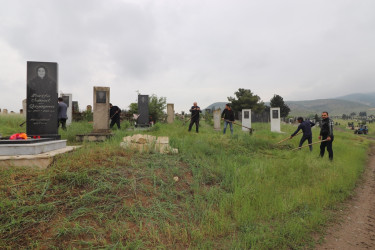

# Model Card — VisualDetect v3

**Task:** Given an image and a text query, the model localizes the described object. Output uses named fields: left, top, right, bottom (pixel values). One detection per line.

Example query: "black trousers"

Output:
left=320, top=135, right=334, bottom=160
left=188, top=119, right=199, bottom=132
left=58, top=118, right=67, bottom=130
left=299, top=134, right=313, bottom=151
left=110, top=118, right=121, bottom=129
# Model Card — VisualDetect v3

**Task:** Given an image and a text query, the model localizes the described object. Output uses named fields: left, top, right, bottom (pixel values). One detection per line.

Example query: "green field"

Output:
left=0, top=114, right=372, bottom=249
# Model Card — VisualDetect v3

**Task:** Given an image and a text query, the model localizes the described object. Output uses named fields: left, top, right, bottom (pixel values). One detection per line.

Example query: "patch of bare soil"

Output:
left=316, top=144, right=375, bottom=249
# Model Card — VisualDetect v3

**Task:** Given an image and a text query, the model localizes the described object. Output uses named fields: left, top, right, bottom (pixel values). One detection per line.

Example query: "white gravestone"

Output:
left=242, top=109, right=251, bottom=131
left=213, top=109, right=221, bottom=131
left=270, top=107, right=281, bottom=132
left=61, top=94, right=72, bottom=125
left=167, top=103, right=174, bottom=124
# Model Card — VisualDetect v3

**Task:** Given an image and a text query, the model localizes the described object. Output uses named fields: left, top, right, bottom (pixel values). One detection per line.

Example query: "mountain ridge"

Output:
left=204, top=93, right=375, bottom=116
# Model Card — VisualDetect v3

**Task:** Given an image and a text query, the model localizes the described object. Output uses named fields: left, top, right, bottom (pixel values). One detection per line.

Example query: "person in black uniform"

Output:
left=109, top=103, right=121, bottom=129
left=290, top=117, right=315, bottom=151
left=188, top=102, right=201, bottom=133
left=319, top=111, right=334, bottom=160
left=221, top=103, right=235, bottom=134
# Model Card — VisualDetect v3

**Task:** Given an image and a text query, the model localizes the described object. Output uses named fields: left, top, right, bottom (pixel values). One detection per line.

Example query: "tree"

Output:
left=270, top=94, right=290, bottom=118
left=227, top=88, right=265, bottom=118
left=128, top=94, right=167, bottom=123
left=359, top=111, right=367, bottom=117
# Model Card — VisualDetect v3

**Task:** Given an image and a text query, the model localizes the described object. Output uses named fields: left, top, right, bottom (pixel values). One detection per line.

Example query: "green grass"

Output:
left=0, top=116, right=371, bottom=249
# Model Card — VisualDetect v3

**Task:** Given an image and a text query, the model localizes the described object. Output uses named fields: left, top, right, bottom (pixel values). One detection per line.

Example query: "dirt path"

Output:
left=316, top=144, right=375, bottom=249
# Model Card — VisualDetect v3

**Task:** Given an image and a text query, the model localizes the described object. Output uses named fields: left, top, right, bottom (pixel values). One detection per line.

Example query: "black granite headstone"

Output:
left=137, top=95, right=149, bottom=126
left=26, top=61, right=60, bottom=139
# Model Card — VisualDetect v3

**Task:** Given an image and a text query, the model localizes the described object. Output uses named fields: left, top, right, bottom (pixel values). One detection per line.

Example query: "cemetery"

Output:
left=0, top=62, right=375, bottom=248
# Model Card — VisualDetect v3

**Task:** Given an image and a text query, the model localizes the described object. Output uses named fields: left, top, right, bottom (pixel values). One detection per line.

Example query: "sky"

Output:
left=1, top=0, right=374, bottom=113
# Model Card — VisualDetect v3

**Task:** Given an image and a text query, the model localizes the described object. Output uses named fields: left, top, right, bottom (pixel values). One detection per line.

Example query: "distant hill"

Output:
left=336, top=92, right=375, bottom=107
left=204, top=93, right=375, bottom=117
left=286, top=99, right=374, bottom=116
left=204, top=102, right=227, bottom=112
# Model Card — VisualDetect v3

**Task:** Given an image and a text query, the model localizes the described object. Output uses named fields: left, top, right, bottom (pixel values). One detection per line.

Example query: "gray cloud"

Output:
left=1, top=0, right=375, bottom=113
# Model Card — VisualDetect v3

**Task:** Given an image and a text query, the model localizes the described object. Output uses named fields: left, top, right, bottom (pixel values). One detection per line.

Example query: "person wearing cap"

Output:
left=221, top=103, right=235, bottom=135
left=290, top=117, right=315, bottom=151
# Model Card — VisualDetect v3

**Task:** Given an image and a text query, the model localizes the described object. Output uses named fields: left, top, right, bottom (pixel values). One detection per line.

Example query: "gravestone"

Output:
left=3, top=109, right=8, bottom=114
left=86, top=105, right=92, bottom=112
left=22, top=99, right=27, bottom=116
left=20, top=109, right=23, bottom=114
left=61, top=94, right=72, bottom=125
left=26, top=61, right=59, bottom=139
left=213, top=109, right=221, bottom=131
left=270, top=107, right=281, bottom=132
left=167, top=103, right=174, bottom=124
left=242, top=109, right=251, bottom=131
left=93, top=87, right=110, bottom=132
left=137, top=95, right=149, bottom=127
left=72, top=101, right=79, bottom=113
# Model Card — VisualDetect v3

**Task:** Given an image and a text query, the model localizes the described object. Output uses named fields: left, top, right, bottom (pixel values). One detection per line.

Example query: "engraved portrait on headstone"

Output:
left=272, top=110, right=279, bottom=119
left=26, top=61, right=59, bottom=138
left=244, top=111, right=249, bottom=119
left=96, top=91, right=106, bottom=103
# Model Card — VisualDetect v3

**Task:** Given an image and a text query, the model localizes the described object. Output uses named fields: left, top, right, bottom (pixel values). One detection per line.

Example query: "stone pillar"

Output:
left=213, top=109, right=221, bottom=131
left=3, top=109, right=8, bottom=114
left=270, top=107, right=281, bottom=132
left=167, top=103, right=174, bottom=124
left=26, top=61, right=59, bottom=139
left=93, top=87, right=110, bottom=133
left=22, top=99, right=27, bottom=116
left=61, top=94, right=73, bottom=125
left=242, top=109, right=251, bottom=131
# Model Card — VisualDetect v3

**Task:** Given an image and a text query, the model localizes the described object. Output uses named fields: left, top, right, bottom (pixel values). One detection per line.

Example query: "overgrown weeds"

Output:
left=0, top=117, right=370, bottom=248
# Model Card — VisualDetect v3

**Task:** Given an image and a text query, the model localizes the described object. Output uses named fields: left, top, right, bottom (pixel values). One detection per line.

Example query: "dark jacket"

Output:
left=221, top=108, right=235, bottom=121
left=58, top=101, right=68, bottom=119
left=110, top=106, right=121, bottom=120
left=320, top=118, right=334, bottom=137
left=291, top=120, right=315, bottom=137
left=189, top=106, right=201, bottom=120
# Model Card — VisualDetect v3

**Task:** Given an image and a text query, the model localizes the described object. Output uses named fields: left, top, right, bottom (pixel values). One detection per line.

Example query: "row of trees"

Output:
left=228, top=88, right=290, bottom=118
left=342, top=112, right=368, bottom=120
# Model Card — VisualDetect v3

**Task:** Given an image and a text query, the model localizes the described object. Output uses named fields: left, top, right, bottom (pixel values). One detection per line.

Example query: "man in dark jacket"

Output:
left=110, top=103, right=121, bottom=129
left=319, top=111, right=334, bottom=160
left=57, top=97, right=68, bottom=130
left=221, top=103, right=235, bottom=134
left=290, top=117, right=315, bottom=151
left=188, top=102, right=201, bottom=133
